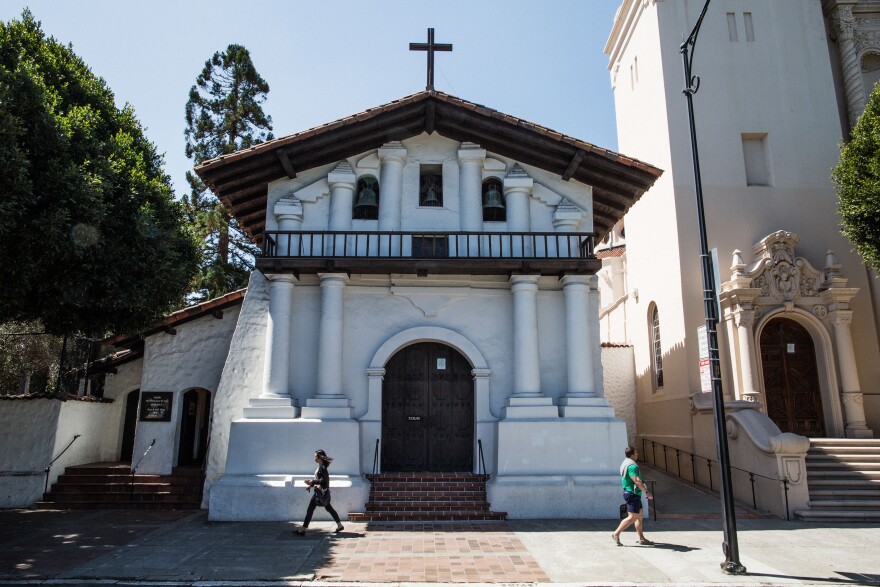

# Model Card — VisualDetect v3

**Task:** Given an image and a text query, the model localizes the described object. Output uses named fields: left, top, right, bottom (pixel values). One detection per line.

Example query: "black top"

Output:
left=311, top=464, right=330, bottom=491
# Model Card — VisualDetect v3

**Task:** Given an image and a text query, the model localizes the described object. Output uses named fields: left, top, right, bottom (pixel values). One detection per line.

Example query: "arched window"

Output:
left=482, top=178, right=505, bottom=222
left=862, top=53, right=880, bottom=100
left=650, top=304, right=664, bottom=390
left=353, top=175, right=379, bottom=220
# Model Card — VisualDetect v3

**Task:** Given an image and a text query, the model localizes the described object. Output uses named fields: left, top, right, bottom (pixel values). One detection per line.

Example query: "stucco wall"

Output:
left=132, top=304, right=241, bottom=475
left=99, top=358, right=143, bottom=461
left=0, top=398, right=114, bottom=507
left=203, top=272, right=270, bottom=505
left=602, top=346, right=637, bottom=445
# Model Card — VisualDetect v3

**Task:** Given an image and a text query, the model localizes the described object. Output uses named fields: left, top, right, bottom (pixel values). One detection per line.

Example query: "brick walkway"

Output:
left=313, top=523, right=549, bottom=583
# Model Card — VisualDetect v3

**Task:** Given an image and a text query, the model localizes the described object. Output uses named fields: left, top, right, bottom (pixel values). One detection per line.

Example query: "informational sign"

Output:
left=139, top=391, right=173, bottom=422
left=697, top=325, right=712, bottom=393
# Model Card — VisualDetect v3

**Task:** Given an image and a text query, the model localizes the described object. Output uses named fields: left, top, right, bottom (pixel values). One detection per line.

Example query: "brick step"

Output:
left=808, top=479, right=880, bottom=488
left=48, top=483, right=199, bottom=495
left=35, top=500, right=201, bottom=511
left=55, top=474, right=203, bottom=486
left=807, top=454, right=880, bottom=462
left=804, top=462, right=880, bottom=470
left=42, top=491, right=201, bottom=503
left=365, top=501, right=492, bottom=512
left=367, top=475, right=488, bottom=483
left=348, top=511, right=507, bottom=522
left=369, top=489, right=486, bottom=498
left=368, top=482, right=485, bottom=492
left=809, top=439, right=880, bottom=446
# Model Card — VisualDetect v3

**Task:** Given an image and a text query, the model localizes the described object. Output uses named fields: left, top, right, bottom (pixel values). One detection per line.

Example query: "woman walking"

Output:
left=295, top=449, right=344, bottom=535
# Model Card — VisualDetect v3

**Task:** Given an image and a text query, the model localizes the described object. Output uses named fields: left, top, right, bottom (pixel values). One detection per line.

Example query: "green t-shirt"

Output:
left=622, top=463, right=642, bottom=495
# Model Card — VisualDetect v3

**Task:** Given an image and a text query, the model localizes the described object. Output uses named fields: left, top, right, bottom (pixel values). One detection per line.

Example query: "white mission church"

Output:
left=6, top=2, right=880, bottom=523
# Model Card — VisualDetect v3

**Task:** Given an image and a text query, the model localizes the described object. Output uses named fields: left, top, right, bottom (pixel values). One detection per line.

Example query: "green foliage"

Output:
left=184, top=44, right=272, bottom=302
left=0, top=11, right=201, bottom=336
left=833, top=84, right=880, bottom=274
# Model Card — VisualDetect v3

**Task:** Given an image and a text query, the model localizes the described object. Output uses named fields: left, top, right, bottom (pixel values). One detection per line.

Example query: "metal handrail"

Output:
left=641, top=437, right=790, bottom=520
left=477, top=439, right=488, bottom=478
left=129, top=439, right=156, bottom=499
left=372, top=438, right=380, bottom=476
left=262, top=230, right=595, bottom=260
left=43, top=434, right=81, bottom=494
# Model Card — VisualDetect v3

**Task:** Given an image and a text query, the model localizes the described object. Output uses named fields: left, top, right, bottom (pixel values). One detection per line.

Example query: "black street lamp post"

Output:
left=680, top=0, right=747, bottom=575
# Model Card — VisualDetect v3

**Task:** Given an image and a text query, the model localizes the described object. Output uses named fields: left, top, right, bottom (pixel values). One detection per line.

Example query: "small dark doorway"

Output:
left=760, top=318, right=826, bottom=436
left=382, top=342, right=474, bottom=471
left=120, top=389, right=139, bottom=462
left=178, top=389, right=211, bottom=466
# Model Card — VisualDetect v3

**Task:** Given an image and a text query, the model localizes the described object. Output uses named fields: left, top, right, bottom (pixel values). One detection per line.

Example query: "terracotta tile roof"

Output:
left=595, top=245, right=626, bottom=259
left=194, top=90, right=663, bottom=241
left=104, top=289, right=246, bottom=348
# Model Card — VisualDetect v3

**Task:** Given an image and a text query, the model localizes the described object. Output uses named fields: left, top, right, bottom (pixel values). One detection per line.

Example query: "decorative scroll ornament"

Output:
left=746, top=231, right=823, bottom=304
left=813, top=305, right=828, bottom=319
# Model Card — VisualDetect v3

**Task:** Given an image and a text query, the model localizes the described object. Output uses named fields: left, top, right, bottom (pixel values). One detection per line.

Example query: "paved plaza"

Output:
left=1, top=467, right=878, bottom=586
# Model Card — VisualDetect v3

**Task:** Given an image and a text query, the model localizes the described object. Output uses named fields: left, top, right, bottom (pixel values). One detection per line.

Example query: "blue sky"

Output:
left=2, top=1, right=624, bottom=196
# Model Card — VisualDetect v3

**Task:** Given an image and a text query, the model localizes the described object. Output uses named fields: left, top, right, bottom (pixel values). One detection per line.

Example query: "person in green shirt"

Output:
left=612, top=446, right=653, bottom=546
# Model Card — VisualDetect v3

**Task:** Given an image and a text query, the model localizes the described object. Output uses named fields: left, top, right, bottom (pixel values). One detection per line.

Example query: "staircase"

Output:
left=37, top=462, right=204, bottom=510
left=795, top=438, right=880, bottom=522
left=347, top=472, right=507, bottom=522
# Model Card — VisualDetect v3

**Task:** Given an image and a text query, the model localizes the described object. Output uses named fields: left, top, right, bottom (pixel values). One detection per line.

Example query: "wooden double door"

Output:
left=760, top=318, right=826, bottom=437
left=382, top=342, right=474, bottom=471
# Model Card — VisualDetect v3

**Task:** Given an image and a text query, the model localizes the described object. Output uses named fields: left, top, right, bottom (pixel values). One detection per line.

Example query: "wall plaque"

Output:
left=139, top=391, right=173, bottom=422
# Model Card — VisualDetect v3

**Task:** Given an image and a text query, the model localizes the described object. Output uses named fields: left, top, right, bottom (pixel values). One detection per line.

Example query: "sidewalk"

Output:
left=1, top=466, right=878, bottom=586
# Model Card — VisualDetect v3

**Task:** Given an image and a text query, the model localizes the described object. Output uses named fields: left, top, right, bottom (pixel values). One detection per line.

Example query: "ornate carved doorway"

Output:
left=760, top=318, right=826, bottom=436
left=382, top=342, right=474, bottom=471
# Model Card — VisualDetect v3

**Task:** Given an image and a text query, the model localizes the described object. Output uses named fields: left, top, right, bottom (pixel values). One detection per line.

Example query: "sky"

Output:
left=1, top=1, right=624, bottom=197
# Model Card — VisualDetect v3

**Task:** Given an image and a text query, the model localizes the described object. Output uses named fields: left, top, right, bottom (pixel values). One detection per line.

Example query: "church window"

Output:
left=482, top=178, right=505, bottom=222
left=419, top=165, right=443, bottom=207
left=742, top=133, right=770, bottom=186
left=727, top=13, right=738, bottom=42
left=353, top=175, right=380, bottom=220
left=650, top=304, right=664, bottom=390
left=743, top=13, right=755, bottom=42
left=862, top=53, right=880, bottom=100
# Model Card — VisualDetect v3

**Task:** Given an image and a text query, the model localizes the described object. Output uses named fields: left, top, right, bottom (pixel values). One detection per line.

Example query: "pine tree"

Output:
left=184, top=44, right=273, bottom=302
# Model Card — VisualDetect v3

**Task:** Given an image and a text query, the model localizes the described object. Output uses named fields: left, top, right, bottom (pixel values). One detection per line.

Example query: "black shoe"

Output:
left=334, top=525, right=345, bottom=533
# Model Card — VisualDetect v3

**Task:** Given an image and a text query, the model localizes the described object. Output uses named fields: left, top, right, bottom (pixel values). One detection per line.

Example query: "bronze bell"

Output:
left=423, top=186, right=441, bottom=206
left=354, top=184, right=378, bottom=213
left=483, top=184, right=505, bottom=210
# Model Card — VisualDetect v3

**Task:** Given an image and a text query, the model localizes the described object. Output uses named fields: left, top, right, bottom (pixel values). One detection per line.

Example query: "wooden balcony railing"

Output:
left=259, top=230, right=598, bottom=276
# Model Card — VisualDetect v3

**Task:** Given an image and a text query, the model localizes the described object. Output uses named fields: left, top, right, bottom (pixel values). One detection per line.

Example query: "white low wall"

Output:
left=0, top=397, right=115, bottom=508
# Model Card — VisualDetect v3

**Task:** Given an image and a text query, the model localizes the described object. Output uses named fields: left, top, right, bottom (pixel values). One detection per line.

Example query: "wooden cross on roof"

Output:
left=409, top=28, right=453, bottom=91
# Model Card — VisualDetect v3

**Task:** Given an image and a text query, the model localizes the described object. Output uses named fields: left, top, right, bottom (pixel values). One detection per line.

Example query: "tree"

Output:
left=833, top=84, right=880, bottom=274
left=0, top=11, right=201, bottom=336
left=184, top=44, right=273, bottom=301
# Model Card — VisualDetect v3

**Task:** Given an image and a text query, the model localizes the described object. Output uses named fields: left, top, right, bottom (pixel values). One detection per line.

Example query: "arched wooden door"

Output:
left=760, top=318, right=826, bottom=436
left=178, top=389, right=211, bottom=466
left=120, top=389, right=139, bottom=462
left=382, top=342, right=474, bottom=471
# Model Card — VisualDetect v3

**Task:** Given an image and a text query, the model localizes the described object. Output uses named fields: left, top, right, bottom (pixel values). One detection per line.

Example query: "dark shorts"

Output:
left=623, top=490, right=643, bottom=513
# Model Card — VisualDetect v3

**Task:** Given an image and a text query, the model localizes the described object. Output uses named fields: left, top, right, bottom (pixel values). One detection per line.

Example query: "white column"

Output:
left=273, top=197, right=303, bottom=256
left=328, top=161, right=356, bottom=232
left=458, top=144, right=486, bottom=232
left=243, top=274, right=299, bottom=418
left=302, top=273, right=353, bottom=419
left=558, top=274, right=615, bottom=418
left=830, top=311, right=874, bottom=437
left=562, top=275, right=594, bottom=395
left=316, top=273, right=347, bottom=398
left=504, top=165, right=532, bottom=233
left=733, top=308, right=760, bottom=403
left=377, top=142, right=407, bottom=232
left=504, top=275, right=557, bottom=419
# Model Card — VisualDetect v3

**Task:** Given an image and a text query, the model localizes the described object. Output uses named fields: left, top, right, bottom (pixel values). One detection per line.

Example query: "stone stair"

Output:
left=36, top=462, right=204, bottom=510
left=795, top=438, right=880, bottom=522
left=347, top=472, right=507, bottom=522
